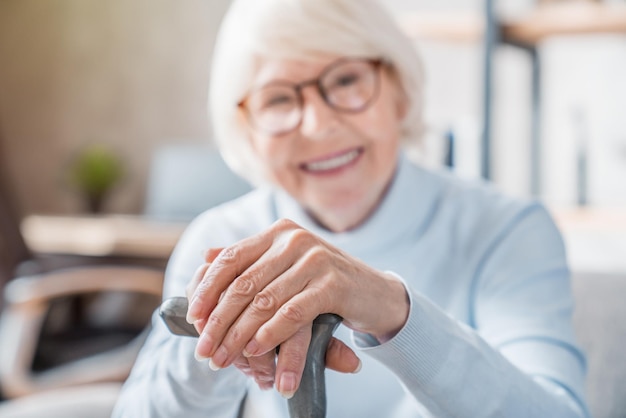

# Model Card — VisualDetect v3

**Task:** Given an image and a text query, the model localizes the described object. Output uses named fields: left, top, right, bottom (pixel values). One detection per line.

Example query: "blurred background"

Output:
left=0, top=0, right=625, bottom=417
left=2, top=0, right=625, bottom=270
left=1, top=0, right=625, bottom=213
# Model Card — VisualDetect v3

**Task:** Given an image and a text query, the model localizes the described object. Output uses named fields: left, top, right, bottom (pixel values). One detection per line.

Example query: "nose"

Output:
left=298, top=85, right=337, bottom=139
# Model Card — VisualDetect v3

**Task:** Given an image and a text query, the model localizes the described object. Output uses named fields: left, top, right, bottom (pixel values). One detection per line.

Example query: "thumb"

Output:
left=203, top=247, right=224, bottom=263
left=325, top=337, right=362, bottom=374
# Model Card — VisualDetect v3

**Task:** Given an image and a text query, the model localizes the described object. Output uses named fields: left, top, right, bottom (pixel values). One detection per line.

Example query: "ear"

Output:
left=395, top=88, right=409, bottom=121
left=385, top=67, right=409, bottom=121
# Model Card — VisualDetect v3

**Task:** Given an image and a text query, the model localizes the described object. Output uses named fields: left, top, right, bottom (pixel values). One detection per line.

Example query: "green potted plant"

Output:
left=66, top=144, right=124, bottom=213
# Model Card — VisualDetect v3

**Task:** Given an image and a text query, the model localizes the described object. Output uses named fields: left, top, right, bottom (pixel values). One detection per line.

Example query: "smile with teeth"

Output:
left=302, top=149, right=362, bottom=172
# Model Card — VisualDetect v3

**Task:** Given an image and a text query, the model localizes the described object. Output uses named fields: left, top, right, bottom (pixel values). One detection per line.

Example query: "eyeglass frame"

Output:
left=237, top=57, right=385, bottom=135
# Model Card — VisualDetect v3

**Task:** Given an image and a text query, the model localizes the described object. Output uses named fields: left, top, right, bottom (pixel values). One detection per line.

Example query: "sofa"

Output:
left=571, top=271, right=626, bottom=418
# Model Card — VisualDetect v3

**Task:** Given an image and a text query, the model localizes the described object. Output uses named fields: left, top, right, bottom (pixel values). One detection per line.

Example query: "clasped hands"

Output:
left=185, top=219, right=409, bottom=398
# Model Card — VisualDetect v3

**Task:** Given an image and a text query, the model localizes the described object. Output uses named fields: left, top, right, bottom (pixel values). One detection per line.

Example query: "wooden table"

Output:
left=22, top=208, right=626, bottom=274
left=21, top=215, right=187, bottom=260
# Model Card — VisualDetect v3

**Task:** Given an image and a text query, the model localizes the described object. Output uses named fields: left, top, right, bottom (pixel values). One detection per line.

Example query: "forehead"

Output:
left=251, top=55, right=340, bottom=87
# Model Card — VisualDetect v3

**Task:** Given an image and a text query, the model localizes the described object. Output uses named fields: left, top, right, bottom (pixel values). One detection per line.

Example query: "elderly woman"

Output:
left=113, top=0, right=588, bottom=417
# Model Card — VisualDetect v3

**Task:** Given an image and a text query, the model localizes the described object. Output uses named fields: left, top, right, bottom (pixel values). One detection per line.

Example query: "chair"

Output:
left=0, top=266, right=163, bottom=398
left=0, top=382, right=122, bottom=418
left=571, top=271, right=626, bottom=418
left=143, top=144, right=253, bottom=222
left=0, top=152, right=164, bottom=400
left=0, top=143, right=251, bottom=406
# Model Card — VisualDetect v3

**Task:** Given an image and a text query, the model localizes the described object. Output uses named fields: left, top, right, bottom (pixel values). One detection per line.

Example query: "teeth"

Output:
left=304, top=150, right=360, bottom=172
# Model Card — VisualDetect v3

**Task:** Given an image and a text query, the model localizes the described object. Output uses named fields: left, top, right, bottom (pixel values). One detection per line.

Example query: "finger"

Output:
left=188, top=219, right=308, bottom=323
left=248, top=352, right=277, bottom=391
left=194, top=248, right=299, bottom=364
left=192, top=317, right=207, bottom=340
left=232, top=354, right=275, bottom=391
left=203, top=247, right=224, bottom=263
left=232, top=355, right=253, bottom=377
left=243, top=285, right=328, bottom=358
left=187, top=231, right=273, bottom=324
left=325, top=337, right=361, bottom=374
left=194, top=222, right=313, bottom=364
left=275, top=326, right=311, bottom=399
left=185, top=263, right=211, bottom=302
left=184, top=248, right=223, bottom=310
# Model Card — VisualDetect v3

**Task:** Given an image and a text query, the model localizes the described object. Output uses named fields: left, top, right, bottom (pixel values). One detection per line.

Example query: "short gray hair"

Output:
left=209, top=0, right=424, bottom=184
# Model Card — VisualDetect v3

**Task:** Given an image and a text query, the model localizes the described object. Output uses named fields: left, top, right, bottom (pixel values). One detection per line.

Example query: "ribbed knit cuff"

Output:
left=351, top=272, right=455, bottom=389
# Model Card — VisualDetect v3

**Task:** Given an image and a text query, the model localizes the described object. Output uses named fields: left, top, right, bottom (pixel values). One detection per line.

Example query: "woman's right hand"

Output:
left=185, top=248, right=360, bottom=394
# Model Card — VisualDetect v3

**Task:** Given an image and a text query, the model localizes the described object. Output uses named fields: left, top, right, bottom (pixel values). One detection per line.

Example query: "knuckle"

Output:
left=302, top=246, right=326, bottom=265
left=215, top=246, right=238, bottom=267
left=194, top=279, right=212, bottom=296
left=290, top=228, right=310, bottom=243
left=273, top=218, right=297, bottom=230
left=227, top=326, right=244, bottom=346
left=251, top=291, right=278, bottom=315
left=279, top=303, right=305, bottom=323
left=207, top=312, right=226, bottom=329
left=254, top=363, right=275, bottom=378
left=285, top=228, right=313, bottom=250
left=231, top=275, right=257, bottom=299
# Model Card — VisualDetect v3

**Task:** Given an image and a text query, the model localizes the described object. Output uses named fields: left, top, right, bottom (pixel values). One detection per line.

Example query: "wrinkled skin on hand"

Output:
left=185, top=219, right=409, bottom=398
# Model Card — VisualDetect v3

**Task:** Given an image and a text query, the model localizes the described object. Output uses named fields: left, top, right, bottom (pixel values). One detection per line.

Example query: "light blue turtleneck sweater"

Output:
left=113, top=153, right=588, bottom=417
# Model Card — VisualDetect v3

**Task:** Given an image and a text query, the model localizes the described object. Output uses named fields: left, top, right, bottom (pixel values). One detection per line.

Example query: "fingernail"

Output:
left=186, top=297, right=198, bottom=324
left=278, top=372, right=297, bottom=399
left=194, top=350, right=208, bottom=362
left=209, top=358, right=221, bottom=371
left=194, top=332, right=213, bottom=360
left=353, top=359, right=363, bottom=374
left=209, top=346, right=227, bottom=371
left=243, top=340, right=258, bottom=357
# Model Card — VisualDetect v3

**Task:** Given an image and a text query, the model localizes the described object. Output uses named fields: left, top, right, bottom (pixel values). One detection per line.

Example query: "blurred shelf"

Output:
left=550, top=207, right=626, bottom=274
left=398, top=3, right=626, bottom=45
left=21, top=214, right=187, bottom=259
left=396, top=12, right=484, bottom=43
left=398, top=2, right=626, bottom=193
left=552, top=206, right=626, bottom=232
left=501, top=2, right=626, bottom=46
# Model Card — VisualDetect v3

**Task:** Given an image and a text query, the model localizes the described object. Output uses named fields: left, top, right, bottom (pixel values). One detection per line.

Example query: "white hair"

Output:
left=209, top=0, right=425, bottom=184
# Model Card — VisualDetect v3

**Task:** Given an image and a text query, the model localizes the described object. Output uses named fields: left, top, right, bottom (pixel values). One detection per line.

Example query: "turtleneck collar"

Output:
left=273, top=152, right=441, bottom=257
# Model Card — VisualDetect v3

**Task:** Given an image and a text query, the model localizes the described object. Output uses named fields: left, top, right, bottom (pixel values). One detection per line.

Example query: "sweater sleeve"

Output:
left=111, top=312, right=248, bottom=418
left=111, top=212, right=249, bottom=418
left=352, top=205, right=589, bottom=418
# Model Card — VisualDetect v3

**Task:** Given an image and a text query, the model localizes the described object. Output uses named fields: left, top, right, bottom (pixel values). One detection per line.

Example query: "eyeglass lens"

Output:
left=244, top=59, right=380, bottom=135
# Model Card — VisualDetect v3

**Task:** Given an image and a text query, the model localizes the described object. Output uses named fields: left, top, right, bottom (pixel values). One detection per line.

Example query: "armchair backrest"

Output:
left=143, top=144, right=253, bottom=222
left=0, top=157, right=32, bottom=302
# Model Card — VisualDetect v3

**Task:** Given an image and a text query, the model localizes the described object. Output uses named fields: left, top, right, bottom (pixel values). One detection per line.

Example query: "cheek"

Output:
left=249, top=131, right=280, bottom=163
left=351, top=84, right=404, bottom=141
left=248, top=134, right=297, bottom=184
left=354, top=105, right=401, bottom=144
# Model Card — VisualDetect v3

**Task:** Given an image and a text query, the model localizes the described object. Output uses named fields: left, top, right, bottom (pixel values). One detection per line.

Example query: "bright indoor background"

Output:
left=1, top=0, right=625, bottom=272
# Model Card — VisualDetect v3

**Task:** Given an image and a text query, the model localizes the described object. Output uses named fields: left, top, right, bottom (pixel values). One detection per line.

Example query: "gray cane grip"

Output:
left=159, top=296, right=200, bottom=337
left=159, top=298, right=342, bottom=418
left=287, top=313, right=342, bottom=418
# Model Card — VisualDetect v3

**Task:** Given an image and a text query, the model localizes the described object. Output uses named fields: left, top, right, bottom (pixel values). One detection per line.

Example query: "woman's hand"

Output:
left=185, top=219, right=409, bottom=397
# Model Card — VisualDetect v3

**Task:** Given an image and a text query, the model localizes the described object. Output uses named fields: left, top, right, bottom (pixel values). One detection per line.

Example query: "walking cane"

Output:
left=159, top=297, right=341, bottom=418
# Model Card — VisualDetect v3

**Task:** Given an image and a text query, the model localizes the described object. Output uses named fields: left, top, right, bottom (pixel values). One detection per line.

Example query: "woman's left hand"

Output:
left=186, top=219, right=409, bottom=396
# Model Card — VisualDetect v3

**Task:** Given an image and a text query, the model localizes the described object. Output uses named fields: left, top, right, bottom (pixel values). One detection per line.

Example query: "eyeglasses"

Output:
left=238, top=58, right=384, bottom=135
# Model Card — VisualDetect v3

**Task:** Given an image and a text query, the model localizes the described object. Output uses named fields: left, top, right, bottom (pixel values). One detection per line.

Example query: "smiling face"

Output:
left=243, top=56, right=406, bottom=232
